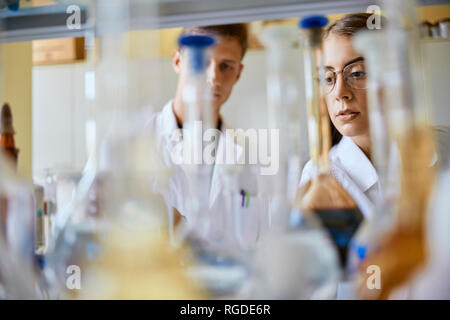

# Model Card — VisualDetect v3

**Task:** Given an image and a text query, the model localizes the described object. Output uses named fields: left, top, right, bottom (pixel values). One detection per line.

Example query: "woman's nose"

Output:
left=334, top=73, right=353, bottom=101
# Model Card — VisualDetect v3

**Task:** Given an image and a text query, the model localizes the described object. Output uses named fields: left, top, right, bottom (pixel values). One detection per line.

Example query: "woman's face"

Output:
left=323, top=33, right=369, bottom=138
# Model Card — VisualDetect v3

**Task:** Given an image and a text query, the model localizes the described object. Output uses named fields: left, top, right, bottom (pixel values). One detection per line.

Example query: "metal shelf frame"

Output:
left=0, top=0, right=448, bottom=43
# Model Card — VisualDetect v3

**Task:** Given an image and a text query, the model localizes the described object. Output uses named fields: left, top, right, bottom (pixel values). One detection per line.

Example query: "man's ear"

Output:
left=235, top=63, right=244, bottom=83
left=172, top=49, right=182, bottom=74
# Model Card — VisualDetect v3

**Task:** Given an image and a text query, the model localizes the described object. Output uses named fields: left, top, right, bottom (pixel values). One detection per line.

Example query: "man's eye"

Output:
left=221, top=64, right=233, bottom=71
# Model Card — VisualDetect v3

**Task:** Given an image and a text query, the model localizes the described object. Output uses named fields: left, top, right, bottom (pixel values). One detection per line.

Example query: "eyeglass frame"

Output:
left=320, top=59, right=368, bottom=94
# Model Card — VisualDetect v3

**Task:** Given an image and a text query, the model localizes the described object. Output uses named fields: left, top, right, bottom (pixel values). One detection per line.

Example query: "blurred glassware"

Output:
left=244, top=16, right=340, bottom=300
left=438, top=18, right=450, bottom=39
left=0, top=155, right=37, bottom=299
left=0, top=103, right=19, bottom=167
left=259, top=24, right=302, bottom=233
left=174, top=34, right=217, bottom=244
left=41, top=0, right=189, bottom=299
left=248, top=215, right=340, bottom=299
left=348, top=30, right=400, bottom=288
left=355, top=0, right=437, bottom=299
left=295, top=15, right=363, bottom=270
left=430, top=23, right=441, bottom=38
left=419, top=21, right=432, bottom=39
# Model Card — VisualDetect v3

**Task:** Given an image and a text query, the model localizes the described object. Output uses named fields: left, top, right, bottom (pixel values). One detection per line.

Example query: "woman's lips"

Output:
left=336, top=111, right=360, bottom=121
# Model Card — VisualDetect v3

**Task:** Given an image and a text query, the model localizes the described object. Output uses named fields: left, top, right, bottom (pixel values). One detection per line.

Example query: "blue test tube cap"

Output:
left=36, top=255, right=46, bottom=270
left=178, top=35, right=215, bottom=73
left=8, top=1, right=20, bottom=11
left=178, top=35, right=215, bottom=49
left=299, top=15, right=329, bottom=29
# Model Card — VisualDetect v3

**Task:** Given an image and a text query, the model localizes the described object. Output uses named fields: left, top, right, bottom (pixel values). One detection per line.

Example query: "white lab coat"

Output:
left=299, top=136, right=379, bottom=299
left=299, top=136, right=377, bottom=220
left=147, top=100, right=264, bottom=248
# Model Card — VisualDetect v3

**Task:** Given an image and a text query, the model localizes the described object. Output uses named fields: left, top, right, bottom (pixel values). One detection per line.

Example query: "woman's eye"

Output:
left=325, top=77, right=334, bottom=84
left=351, top=71, right=366, bottom=78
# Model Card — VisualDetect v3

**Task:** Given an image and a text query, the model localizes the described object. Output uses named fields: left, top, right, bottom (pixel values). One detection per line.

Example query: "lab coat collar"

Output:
left=331, top=136, right=378, bottom=193
left=209, top=129, right=245, bottom=207
left=159, top=100, right=179, bottom=138
left=160, top=99, right=226, bottom=136
left=160, top=100, right=243, bottom=208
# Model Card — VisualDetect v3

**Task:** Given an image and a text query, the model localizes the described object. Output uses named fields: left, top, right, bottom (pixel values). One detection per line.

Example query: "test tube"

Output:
left=260, top=25, right=302, bottom=232
left=296, top=15, right=363, bottom=268
left=345, top=30, right=401, bottom=283
left=176, top=34, right=216, bottom=242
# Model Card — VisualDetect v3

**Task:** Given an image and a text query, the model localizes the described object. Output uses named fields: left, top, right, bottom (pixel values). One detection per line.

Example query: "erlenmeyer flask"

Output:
left=295, top=15, right=364, bottom=269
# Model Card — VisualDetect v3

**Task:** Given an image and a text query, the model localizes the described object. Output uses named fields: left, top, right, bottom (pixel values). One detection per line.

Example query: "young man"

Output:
left=149, top=24, right=262, bottom=248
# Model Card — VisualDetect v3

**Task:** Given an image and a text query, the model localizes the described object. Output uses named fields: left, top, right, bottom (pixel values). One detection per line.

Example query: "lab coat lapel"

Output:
left=332, top=136, right=378, bottom=193
left=330, top=162, right=376, bottom=220
left=209, top=128, right=244, bottom=207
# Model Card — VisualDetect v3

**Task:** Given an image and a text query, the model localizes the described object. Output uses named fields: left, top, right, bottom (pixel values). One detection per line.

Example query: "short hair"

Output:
left=324, top=12, right=385, bottom=39
left=179, top=24, right=248, bottom=60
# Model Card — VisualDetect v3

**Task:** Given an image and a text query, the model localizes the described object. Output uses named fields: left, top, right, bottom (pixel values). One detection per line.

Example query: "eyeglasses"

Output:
left=321, top=61, right=368, bottom=94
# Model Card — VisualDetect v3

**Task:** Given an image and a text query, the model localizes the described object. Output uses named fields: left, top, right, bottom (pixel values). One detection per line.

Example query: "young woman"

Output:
left=299, top=13, right=381, bottom=219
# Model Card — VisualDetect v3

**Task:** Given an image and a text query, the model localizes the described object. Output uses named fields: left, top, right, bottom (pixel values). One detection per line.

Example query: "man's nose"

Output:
left=334, top=73, right=353, bottom=101
left=206, top=61, right=220, bottom=87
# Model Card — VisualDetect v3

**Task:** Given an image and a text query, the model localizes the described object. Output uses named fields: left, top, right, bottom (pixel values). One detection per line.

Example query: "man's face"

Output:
left=174, top=36, right=244, bottom=112
left=323, top=33, right=369, bottom=138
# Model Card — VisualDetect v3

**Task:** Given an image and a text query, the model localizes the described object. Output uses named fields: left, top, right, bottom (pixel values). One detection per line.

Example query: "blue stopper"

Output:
left=178, top=35, right=215, bottom=49
left=299, top=15, right=329, bottom=29
left=36, top=256, right=45, bottom=269
left=8, top=1, right=20, bottom=11
left=178, top=35, right=215, bottom=73
left=356, top=245, right=367, bottom=260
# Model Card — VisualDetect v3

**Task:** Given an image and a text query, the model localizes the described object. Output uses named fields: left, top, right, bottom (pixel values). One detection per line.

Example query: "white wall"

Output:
left=421, top=40, right=450, bottom=127
left=32, top=63, right=87, bottom=180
